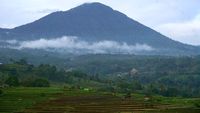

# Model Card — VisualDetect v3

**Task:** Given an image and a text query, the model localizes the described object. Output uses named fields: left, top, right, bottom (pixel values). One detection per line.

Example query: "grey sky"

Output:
left=0, top=0, right=200, bottom=45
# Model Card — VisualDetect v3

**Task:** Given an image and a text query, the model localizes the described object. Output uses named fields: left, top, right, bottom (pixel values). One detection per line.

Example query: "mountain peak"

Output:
left=69, top=2, right=114, bottom=12
left=1, top=2, right=199, bottom=55
left=80, top=2, right=112, bottom=8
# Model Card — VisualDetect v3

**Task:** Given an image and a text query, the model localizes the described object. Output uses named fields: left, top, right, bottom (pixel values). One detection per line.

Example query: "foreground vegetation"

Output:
left=0, top=87, right=62, bottom=113
left=0, top=56, right=200, bottom=112
left=0, top=87, right=200, bottom=113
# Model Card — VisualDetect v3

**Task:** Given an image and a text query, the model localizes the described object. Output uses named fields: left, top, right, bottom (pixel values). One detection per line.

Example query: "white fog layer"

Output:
left=1, top=36, right=154, bottom=54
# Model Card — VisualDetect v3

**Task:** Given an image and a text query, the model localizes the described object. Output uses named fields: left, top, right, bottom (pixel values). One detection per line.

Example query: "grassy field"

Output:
left=0, top=87, right=63, bottom=113
left=0, top=87, right=200, bottom=113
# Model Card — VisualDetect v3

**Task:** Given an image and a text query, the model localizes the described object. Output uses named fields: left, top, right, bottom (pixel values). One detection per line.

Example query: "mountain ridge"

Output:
left=0, top=2, right=199, bottom=55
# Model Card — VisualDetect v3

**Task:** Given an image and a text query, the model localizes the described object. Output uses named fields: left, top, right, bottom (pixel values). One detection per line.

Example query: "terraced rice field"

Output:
left=0, top=87, right=62, bottom=113
left=19, top=95, right=200, bottom=113
left=1, top=88, right=200, bottom=113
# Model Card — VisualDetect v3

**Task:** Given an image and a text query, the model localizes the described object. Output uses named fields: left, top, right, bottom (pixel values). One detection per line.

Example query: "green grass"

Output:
left=131, top=93, right=200, bottom=108
left=153, top=96, right=200, bottom=107
left=0, top=87, right=63, bottom=113
left=0, top=87, right=101, bottom=113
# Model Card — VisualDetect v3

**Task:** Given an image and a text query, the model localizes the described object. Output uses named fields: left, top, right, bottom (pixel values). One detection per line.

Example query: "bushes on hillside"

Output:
left=193, top=101, right=200, bottom=108
left=31, top=79, right=50, bottom=87
left=5, top=76, right=19, bottom=87
left=0, top=89, right=3, bottom=95
left=21, top=78, right=50, bottom=87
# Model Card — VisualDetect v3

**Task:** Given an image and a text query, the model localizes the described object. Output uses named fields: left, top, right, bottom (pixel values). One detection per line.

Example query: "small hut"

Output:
left=129, top=68, right=138, bottom=76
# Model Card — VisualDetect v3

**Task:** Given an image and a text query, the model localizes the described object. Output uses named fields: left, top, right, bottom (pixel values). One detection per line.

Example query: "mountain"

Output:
left=0, top=2, right=199, bottom=55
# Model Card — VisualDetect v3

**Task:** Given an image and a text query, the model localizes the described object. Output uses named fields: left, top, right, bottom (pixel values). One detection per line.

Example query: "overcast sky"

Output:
left=0, top=0, right=200, bottom=45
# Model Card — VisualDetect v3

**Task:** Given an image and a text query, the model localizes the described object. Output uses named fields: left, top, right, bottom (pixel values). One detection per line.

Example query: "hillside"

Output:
left=0, top=3, right=199, bottom=55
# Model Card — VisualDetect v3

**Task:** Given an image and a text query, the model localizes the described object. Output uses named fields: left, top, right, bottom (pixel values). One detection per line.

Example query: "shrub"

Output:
left=5, top=76, right=19, bottom=87
left=31, top=79, right=50, bottom=87
left=40, top=93, right=46, bottom=97
left=194, top=102, right=200, bottom=108
left=0, top=89, right=3, bottom=95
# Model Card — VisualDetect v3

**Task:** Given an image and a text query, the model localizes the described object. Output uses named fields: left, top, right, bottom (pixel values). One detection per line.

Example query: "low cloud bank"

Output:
left=156, top=14, right=200, bottom=46
left=1, top=36, right=154, bottom=54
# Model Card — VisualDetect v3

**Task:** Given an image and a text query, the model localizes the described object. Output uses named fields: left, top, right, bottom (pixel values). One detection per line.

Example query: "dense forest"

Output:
left=1, top=55, right=200, bottom=98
